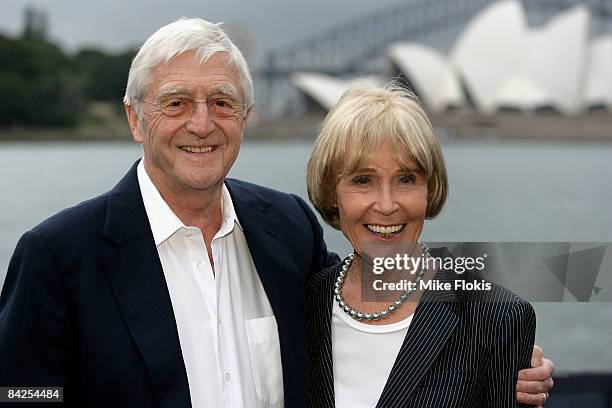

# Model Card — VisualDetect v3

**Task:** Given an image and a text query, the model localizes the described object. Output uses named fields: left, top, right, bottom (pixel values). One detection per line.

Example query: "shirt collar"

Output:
left=218, top=177, right=242, bottom=237
left=137, top=160, right=241, bottom=247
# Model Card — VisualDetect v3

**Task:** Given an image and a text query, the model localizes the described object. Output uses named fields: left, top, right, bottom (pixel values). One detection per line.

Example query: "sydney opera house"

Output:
left=290, top=0, right=612, bottom=115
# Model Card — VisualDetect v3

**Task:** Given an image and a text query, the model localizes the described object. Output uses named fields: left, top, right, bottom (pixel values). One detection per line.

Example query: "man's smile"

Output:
left=179, top=145, right=217, bottom=153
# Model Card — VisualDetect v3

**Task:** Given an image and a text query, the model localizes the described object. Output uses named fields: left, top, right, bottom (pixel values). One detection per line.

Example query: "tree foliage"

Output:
left=0, top=32, right=135, bottom=127
left=74, top=48, right=134, bottom=104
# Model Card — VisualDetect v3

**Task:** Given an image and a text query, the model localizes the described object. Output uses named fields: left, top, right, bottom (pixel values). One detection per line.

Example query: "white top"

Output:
left=137, top=161, right=284, bottom=408
left=332, top=300, right=413, bottom=408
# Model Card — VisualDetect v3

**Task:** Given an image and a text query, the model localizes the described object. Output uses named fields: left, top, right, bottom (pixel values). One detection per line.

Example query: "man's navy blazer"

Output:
left=0, top=160, right=338, bottom=407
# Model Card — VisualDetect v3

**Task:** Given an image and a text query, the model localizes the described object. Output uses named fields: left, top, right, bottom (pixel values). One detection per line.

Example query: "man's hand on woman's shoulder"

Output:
left=516, top=345, right=555, bottom=406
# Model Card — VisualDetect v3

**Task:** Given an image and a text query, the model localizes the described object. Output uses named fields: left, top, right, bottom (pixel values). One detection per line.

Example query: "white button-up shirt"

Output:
left=137, top=161, right=284, bottom=408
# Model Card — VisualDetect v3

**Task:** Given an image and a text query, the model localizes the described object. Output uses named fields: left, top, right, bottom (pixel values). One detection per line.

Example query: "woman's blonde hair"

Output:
left=307, top=81, right=448, bottom=229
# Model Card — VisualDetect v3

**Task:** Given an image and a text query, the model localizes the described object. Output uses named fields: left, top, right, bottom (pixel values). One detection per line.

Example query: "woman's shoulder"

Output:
left=457, top=271, right=536, bottom=328
left=306, top=260, right=343, bottom=293
left=428, top=246, right=534, bottom=320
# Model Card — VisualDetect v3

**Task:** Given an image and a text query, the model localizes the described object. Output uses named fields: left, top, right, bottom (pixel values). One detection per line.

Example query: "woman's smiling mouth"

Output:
left=365, top=224, right=406, bottom=238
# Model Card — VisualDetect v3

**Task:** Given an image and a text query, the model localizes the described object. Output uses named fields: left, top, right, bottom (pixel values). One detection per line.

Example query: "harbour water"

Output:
left=1, top=140, right=611, bottom=374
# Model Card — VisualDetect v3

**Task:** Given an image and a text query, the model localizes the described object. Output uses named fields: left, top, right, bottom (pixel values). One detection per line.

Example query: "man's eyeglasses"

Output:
left=138, top=96, right=247, bottom=120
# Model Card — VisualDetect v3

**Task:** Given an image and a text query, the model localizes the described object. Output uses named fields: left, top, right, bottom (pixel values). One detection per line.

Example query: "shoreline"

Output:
left=1, top=110, right=611, bottom=143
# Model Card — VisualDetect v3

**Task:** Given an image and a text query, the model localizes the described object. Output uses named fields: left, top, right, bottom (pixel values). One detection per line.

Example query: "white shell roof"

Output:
left=451, top=0, right=527, bottom=112
left=495, top=76, right=555, bottom=111
left=289, top=1, right=609, bottom=114
left=387, top=42, right=464, bottom=111
left=494, top=28, right=558, bottom=111
left=290, top=72, right=382, bottom=111
left=494, top=5, right=590, bottom=114
left=585, top=35, right=612, bottom=109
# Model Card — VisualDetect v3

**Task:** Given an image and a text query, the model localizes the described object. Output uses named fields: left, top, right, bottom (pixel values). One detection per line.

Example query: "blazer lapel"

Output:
left=98, top=161, right=191, bottom=408
left=306, top=266, right=338, bottom=408
left=224, top=179, right=289, bottom=317
left=376, top=269, right=460, bottom=408
left=226, top=179, right=309, bottom=408
left=309, top=265, right=460, bottom=408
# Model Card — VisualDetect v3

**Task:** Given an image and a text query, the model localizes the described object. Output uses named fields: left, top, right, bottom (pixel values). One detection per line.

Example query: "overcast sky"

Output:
left=1, top=0, right=402, bottom=67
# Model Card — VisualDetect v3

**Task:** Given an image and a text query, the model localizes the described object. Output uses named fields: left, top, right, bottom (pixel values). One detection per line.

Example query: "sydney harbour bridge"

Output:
left=255, top=0, right=612, bottom=119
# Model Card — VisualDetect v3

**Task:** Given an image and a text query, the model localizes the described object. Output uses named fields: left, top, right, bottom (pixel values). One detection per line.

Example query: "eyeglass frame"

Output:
left=136, top=94, right=248, bottom=120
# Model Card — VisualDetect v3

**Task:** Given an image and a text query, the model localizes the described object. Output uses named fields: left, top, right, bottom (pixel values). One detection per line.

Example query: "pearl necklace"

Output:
left=334, top=242, right=430, bottom=321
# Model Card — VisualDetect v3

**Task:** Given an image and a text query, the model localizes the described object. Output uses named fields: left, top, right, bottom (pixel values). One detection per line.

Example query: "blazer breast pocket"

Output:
left=411, top=371, right=480, bottom=408
left=245, top=316, right=284, bottom=407
left=420, top=368, right=478, bottom=387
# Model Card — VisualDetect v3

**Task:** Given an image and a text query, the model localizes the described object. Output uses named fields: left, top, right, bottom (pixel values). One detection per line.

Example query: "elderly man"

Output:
left=0, top=18, right=552, bottom=408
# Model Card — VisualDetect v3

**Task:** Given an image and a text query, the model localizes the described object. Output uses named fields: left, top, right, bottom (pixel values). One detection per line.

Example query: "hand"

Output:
left=516, top=345, right=555, bottom=407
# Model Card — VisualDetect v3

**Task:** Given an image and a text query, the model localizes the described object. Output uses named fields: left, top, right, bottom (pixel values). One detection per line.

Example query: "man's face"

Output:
left=126, top=51, right=250, bottom=196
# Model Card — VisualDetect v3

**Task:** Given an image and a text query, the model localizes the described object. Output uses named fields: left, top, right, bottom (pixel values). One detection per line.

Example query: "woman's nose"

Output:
left=373, top=187, right=399, bottom=215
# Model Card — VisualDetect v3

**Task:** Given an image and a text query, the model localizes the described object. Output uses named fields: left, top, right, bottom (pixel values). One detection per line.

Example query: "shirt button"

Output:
left=224, top=372, right=231, bottom=381
left=196, top=260, right=205, bottom=269
left=217, top=315, right=222, bottom=324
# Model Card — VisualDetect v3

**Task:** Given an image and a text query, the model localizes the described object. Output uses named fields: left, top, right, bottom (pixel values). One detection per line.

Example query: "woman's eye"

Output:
left=351, top=176, right=370, bottom=185
left=399, top=174, right=416, bottom=184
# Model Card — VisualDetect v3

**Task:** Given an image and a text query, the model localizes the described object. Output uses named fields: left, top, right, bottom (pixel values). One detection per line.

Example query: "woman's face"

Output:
left=334, top=142, right=428, bottom=256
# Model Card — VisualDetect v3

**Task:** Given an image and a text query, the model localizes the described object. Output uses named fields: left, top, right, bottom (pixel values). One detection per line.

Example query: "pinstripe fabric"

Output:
left=306, top=255, right=536, bottom=408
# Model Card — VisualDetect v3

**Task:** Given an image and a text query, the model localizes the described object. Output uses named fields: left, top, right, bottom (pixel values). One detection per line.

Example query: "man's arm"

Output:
left=484, top=300, right=536, bottom=408
left=291, top=194, right=339, bottom=274
left=516, top=345, right=555, bottom=407
left=0, top=230, right=70, bottom=388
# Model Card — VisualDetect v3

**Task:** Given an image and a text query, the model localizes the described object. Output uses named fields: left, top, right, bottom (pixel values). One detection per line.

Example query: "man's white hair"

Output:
left=123, top=18, right=254, bottom=117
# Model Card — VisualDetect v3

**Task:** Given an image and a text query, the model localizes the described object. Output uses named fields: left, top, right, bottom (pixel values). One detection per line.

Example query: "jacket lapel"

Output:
left=97, top=161, right=191, bottom=408
left=376, top=269, right=460, bottom=408
left=306, top=266, right=338, bottom=408
left=308, top=254, right=461, bottom=408
left=226, top=179, right=309, bottom=408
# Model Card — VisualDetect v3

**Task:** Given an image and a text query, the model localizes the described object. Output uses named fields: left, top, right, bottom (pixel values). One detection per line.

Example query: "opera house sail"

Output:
left=291, top=0, right=611, bottom=115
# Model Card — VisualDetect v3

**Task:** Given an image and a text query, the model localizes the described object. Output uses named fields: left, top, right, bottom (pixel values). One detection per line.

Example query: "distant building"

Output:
left=291, top=1, right=611, bottom=115
left=22, top=6, right=48, bottom=41
left=291, top=73, right=381, bottom=112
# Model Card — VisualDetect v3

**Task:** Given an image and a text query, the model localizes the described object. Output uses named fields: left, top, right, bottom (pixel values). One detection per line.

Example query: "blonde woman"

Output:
left=306, top=84, right=551, bottom=408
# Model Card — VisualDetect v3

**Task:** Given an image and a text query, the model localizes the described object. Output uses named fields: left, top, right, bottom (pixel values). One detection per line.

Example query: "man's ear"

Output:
left=125, top=104, right=144, bottom=144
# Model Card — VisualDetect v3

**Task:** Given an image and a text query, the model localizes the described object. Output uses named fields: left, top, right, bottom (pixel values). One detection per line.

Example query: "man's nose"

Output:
left=185, top=102, right=215, bottom=136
